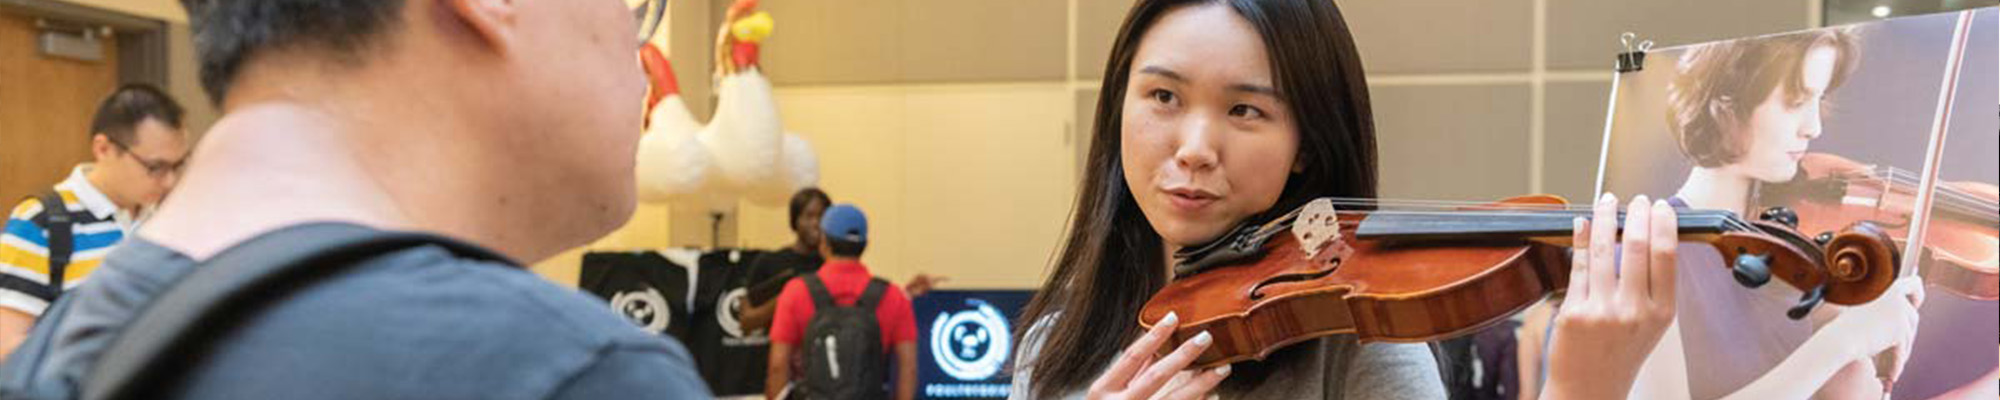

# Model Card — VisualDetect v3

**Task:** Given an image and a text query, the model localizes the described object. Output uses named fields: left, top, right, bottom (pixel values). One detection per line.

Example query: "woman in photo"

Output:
left=1653, top=28, right=1931, bottom=400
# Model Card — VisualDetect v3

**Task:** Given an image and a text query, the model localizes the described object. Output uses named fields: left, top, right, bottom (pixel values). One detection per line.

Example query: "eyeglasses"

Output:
left=630, top=0, right=668, bottom=45
left=107, top=137, right=185, bottom=179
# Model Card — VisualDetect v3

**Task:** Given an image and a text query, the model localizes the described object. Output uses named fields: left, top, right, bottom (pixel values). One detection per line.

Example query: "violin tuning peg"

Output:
left=1814, top=232, right=1835, bottom=246
left=1787, top=285, right=1826, bottom=320
left=1732, top=253, right=1773, bottom=288
left=1758, top=207, right=1801, bottom=229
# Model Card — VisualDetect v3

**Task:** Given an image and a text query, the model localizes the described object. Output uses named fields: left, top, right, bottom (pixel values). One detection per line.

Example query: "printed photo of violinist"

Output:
left=1597, top=9, right=1998, bottom=400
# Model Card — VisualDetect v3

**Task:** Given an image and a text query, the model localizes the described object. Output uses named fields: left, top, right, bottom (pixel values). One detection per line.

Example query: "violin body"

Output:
left=1761, top=152, right=1999, bottom=300
left=1142, top=195, right=1900, bottom=368
left=1140, top=216, right=1570, bottom=367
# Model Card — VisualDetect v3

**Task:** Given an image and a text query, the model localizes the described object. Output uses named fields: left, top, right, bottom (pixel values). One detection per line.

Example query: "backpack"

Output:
left=0, top=222, right=507, bottom=400
left=795, top=275, right=889, bottom=400
left=28, top=190, right=76, bottom=306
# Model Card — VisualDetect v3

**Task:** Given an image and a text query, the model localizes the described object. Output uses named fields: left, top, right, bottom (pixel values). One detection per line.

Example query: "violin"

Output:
left=1139, top=195, right=1900, bottom=368
left=1759, top=152, right=2000, bottom=300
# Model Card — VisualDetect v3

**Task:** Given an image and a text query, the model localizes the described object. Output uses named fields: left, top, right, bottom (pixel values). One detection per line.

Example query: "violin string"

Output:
left=1822, top=179, right=2000, bottom=217
left=1327, top=209, right=1737, bottom=229
left=1767, top=164, right=1999, bottom=216
left=1305, top=195, right=1985, bottom=235
left=1829, top=173, right=1996, bottom=211
left=1320, top=197, right=1660, bottom=212
left=1840, top=168, right=2000, bottom=214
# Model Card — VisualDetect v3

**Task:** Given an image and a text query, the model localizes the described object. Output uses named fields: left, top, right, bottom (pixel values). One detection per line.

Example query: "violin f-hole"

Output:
left=1248, top=260, right=1340, bottom=301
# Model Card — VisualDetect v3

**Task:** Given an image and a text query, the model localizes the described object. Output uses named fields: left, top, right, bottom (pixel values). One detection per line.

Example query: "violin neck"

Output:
left=1354, top=210, right=1737, bottom=246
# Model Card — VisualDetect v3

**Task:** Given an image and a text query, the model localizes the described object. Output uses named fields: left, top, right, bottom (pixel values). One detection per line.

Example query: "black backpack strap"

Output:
left=855, top=278, right=890, bottom=310
left=802, top=274, right=836, bottom=309
left=81, top=222, right=510, bottom=400
left=32, top=190, right=74, bottom=297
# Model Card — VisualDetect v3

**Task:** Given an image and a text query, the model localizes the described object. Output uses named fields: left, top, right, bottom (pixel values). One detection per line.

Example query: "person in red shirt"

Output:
left=766, top=204, right=917, bottom=400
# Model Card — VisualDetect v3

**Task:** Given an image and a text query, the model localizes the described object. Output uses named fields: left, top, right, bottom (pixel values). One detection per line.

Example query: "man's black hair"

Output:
left=180, top=0, right=406, bottom=105
left=90, top=84, right=184, bottom=144
left=826, top=238, right=866, bottom=258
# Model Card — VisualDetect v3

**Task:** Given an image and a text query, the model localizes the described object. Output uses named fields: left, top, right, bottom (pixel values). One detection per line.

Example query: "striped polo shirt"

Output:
left=0, top=164, right=134, bottom=316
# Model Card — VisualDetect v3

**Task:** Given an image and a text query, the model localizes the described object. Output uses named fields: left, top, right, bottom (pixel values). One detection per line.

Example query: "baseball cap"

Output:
left=820, top=203, right=867, bottom=244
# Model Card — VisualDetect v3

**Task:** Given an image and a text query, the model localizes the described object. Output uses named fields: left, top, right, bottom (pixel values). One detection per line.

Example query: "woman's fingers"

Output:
left=1126, top=331, right=1214, bottom=398
left=1568, top=217, right=1592, bottom=301
left=1157, top=365, right=1230, bottom=400
left=1093, top=311, right=1180, bottom=393
left=1617, top=195, right=1653, bottom=304
left=1589, top=193, right=1620, bottom=300
left=1647, top=199, right=1679, bottom=310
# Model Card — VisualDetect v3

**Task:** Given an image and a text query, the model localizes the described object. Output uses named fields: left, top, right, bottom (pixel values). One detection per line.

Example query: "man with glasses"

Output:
left=0, top=84, right=188, bottom=362
left=0, top=0, right=707, bottom=398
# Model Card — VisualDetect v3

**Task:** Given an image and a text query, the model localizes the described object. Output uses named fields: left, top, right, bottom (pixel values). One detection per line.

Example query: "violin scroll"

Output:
left=1818, top=221, right=1899, bottom=306
left=1784, top=221, right=1897, bottom=318
left=1714, top=210, right=1900, bottom=319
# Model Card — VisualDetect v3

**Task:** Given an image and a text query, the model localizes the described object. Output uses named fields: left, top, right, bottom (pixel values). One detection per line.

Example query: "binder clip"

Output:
left=1616, top=32, right=1654, bottom=73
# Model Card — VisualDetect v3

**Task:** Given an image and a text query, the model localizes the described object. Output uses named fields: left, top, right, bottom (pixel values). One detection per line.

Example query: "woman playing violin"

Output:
left=1007, top=0, right=1682, bottom=398
left=1650, top=28, right=1956, bottom=399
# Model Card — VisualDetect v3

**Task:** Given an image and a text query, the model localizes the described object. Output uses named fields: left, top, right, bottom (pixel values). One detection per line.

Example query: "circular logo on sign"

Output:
left=929, top=300, right=1011, bottom=381
left=717, top=287, right=750, bottom=338
left=611, top=287, right=670, bottom=334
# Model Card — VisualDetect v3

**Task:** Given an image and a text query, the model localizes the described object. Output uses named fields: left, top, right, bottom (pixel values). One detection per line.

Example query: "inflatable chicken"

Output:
left=636, top=0, right=818, bottom=212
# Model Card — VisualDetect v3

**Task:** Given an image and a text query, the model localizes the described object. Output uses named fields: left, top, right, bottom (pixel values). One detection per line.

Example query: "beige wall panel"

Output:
left=732, top=85, right=1075, bottom=289
left=898, top=0, right=1067, bottom=83
left=1344, top=1, right=1534, bottom=74
left=898, top=85, right=1075, bottom=289
left=1373, top=84, right=1532, bottom=200
left=1542, top=81, right=1611, bottom=203
left=1547, top=0, right=1808, bottom=69
left=753, top=0, right=1066, bottom=85
left=740, top=87, right=911, bottom=276
left=1073, top=87, right=1099, bottom=177
left=753, top=0, right=906, bottom=84
left=1076, top=0, right=1136, bottom=80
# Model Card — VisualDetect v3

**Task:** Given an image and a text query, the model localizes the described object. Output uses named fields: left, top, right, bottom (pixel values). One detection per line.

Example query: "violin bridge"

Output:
left=1293, top=198, right=1343, bottom=258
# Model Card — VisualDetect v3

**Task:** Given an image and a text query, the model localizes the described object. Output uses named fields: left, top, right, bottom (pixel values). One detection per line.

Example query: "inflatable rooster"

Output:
left=636, top=0, right=818, bottom=212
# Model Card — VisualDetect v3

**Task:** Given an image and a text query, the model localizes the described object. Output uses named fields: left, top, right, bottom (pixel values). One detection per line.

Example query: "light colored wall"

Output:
left=737, top=83, right=1080, bottom=289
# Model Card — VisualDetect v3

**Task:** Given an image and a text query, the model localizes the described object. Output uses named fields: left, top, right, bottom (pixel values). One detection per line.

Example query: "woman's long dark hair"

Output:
left=1014, top=0, right=1377, bottom=396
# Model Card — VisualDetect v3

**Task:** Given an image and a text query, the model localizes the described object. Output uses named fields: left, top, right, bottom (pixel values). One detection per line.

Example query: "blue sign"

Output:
left=913, top=290, right=1034, bottom=399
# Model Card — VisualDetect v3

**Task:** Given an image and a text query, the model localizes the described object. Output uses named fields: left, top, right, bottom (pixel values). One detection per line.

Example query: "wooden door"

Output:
left=0, top=9, right=121, bottom=205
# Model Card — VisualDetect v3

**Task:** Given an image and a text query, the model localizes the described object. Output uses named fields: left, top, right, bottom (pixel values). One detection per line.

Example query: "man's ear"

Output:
left=90, top=134, right=117, bottom=161
left=442, top=0, right=518, bottom=53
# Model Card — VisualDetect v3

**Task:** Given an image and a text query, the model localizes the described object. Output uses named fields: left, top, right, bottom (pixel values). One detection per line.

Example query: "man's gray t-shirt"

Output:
left=30, top=235, right=710, bottom=398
